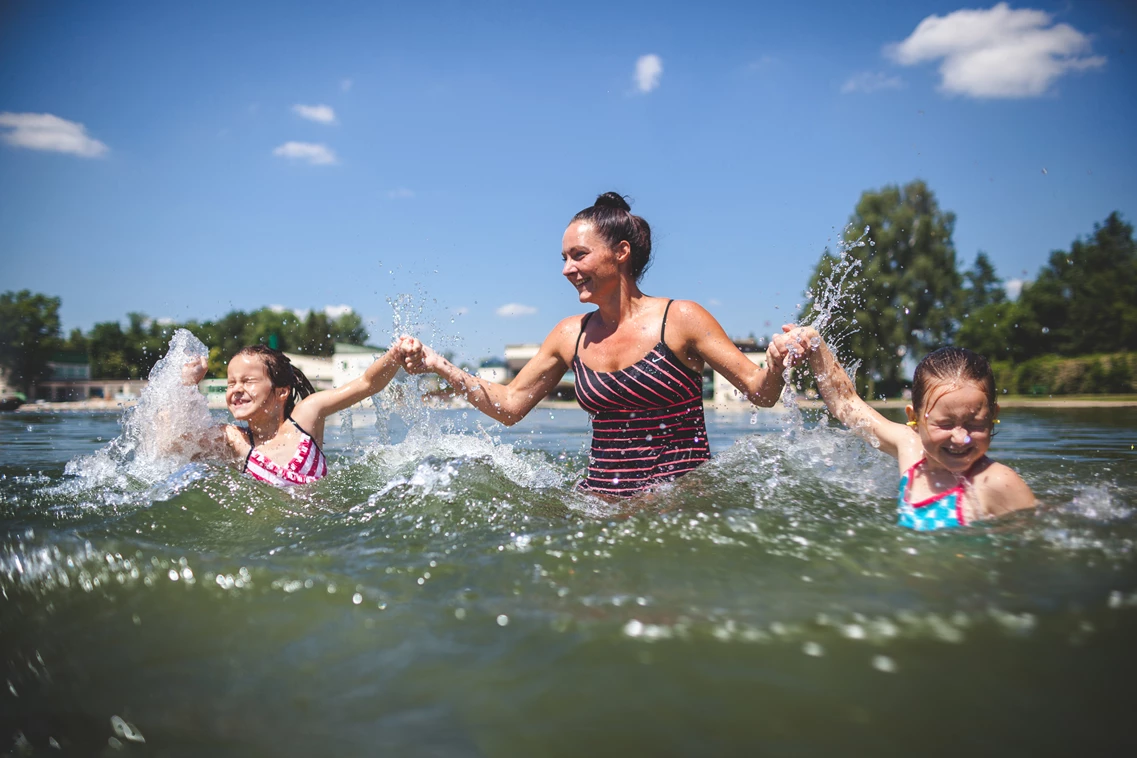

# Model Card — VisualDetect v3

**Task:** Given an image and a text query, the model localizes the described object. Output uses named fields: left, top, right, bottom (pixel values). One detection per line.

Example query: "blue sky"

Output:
left=2, top=0, right=1135, bottom=362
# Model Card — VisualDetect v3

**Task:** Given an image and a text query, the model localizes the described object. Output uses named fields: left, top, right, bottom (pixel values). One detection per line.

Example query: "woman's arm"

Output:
left=291, top=343, right=406, bottom=430
left=668, top=301, right=793, bottom=407
left=402, top=318, right=579, bottom=426
left=802, top=328, right=910, bottom=459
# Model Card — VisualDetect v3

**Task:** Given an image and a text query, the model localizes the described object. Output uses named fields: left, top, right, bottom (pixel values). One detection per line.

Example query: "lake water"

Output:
left=2, top=401, right=1136, bottom=756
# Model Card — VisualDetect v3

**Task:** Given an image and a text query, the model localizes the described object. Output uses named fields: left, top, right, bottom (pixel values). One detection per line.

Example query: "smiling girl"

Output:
left=181, top=343, right=405, bottom=486
left=791, top=331, right=1035, bottom=528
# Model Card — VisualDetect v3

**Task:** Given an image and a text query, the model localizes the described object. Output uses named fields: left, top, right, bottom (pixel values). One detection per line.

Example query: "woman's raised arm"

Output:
left=668, top=301, right=795, bottom=407
left=401, top=317, right=580, bottom=426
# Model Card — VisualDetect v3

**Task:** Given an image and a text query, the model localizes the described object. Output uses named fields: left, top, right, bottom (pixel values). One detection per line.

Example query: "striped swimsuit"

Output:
left=241, top=418, right=328, bottom=487
left=573, top=300, right=711, bottom=496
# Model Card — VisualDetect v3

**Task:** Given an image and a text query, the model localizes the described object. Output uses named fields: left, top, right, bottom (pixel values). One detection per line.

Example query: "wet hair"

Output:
left=911, top=347, right=997, bottom=415
left=235, top=344, right=316, bottom=416
left=571, top=192, right=653, bottom=281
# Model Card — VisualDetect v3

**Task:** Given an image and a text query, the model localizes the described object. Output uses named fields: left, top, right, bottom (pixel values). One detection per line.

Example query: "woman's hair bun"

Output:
left=571, top=191, right=652, bottom=281
left=594, top=192, right=631, bottom=212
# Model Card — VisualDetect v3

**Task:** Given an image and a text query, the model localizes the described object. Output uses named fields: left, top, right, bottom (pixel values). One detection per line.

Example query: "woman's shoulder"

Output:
left=658, top=299, right=719, bottom=331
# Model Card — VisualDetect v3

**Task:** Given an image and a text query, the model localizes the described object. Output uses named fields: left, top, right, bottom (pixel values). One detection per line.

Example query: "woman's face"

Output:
left=226, top=354, right=288, bottom=422
left=561, top=221, right=629, bottom=303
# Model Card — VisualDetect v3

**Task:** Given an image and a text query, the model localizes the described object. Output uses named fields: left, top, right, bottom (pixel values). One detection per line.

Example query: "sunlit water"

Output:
left=3, top=391, right=1136, bottom=755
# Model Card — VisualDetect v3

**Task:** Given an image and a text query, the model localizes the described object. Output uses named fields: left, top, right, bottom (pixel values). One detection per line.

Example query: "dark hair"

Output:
left=235, top=344, right=316, bottom=416
left=911, top=347, right=996, bottom=414
left=571, top=191, right=653, bottom=281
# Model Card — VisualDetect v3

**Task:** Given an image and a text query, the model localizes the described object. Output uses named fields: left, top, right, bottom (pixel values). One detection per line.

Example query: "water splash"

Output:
left=63, top=329, right=214, bottom=489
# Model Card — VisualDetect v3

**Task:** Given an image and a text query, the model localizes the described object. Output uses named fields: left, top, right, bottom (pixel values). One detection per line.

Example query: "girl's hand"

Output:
left=182, top=357, right=208, bottom=386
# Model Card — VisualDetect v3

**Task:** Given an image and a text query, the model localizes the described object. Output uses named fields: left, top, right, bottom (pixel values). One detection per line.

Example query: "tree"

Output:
left=1016, top=211, right=1137, bottom=357
left=330, top=311, right=368, bottom=346
left=88, top=320, right=131, bottom=379
left=800, top=180, right=961, bottom=398
left=0, top=290, right=62, bottom=393
left=960, top=251, right=1006, bottom=315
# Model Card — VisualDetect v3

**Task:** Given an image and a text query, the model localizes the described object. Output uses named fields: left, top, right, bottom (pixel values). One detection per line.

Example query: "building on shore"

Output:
left=30, top=352, right=149, bottom=402
left=475, top=358, right=508, bottom=385
left=503, top=344, right=576, bottom=400
left=710, top=338, right=771, bottom=408
left=29, top=343, right=391, bottom=410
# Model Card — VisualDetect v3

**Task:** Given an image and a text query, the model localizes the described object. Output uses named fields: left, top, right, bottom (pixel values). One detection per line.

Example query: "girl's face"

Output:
left=561, top=221, right=630, bottom=304
left=906, top=380, right=997, bottom=474
left=226, top=354, right=288, bottom=422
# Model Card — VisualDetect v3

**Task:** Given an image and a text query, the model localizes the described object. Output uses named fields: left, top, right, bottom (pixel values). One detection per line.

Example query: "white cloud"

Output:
left=496, top=303, right=538, bottom=318
left=887, top=3, right=1105, bottom=98
left=340, top=78, right=353, bottom=92
left=1005, top=278, right=1025, bottom=299
left=0, top=112, right=108, bottom=157
left=273, top=141, right=337, bottom=165
left=746, top=55, right=778, bottom=72
left=841, top=71, right=904, bottom=94
left=454, top=306, right=469, bottom=316
left=292, top=103, right=337, bottom=124
left=323, top=304, right=353, bottom=319
left=386, top=187, right=416, bottom=199
left=634, top=54, right=663, bottom=93
left=268, top=304, right=288, bottom=314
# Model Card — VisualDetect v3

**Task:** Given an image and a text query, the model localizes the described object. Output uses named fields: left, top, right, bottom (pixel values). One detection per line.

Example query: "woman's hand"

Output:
left=768, top=324, right=818, bottom=370
left=181, top=356, right=208, bottom=386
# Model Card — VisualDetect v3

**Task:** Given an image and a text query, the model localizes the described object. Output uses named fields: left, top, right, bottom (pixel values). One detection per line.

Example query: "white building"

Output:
left=476, top=358, right=509, bottom=384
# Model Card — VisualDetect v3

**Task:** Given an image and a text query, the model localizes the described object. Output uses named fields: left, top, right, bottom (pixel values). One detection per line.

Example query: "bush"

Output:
left=990, top=352, right=1136, bottom=395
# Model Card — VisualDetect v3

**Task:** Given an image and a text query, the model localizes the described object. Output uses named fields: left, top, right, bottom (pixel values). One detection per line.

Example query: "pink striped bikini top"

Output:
left=241, top=419, right=328, bottom=487
left=573, top=300, right=710, bottom=497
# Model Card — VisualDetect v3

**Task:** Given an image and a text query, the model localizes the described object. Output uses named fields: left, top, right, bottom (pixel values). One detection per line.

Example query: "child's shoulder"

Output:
left=221, top=424, right=251, bottom=452
left=972, top=458, right=1035, bottom=514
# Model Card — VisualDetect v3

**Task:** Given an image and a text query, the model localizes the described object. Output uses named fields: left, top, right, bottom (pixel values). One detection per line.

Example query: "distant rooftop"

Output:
left=334, top=343, right=385, bottom=354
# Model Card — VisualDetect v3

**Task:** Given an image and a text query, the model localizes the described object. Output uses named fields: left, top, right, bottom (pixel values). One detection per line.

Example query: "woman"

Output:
left=402, top=192, right=803, bottom=497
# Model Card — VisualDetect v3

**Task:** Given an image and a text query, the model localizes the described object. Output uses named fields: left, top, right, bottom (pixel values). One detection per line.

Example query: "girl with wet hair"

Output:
left=400, top=191, right=809, bottom=497
left=788, top=330, right=1035, bottom=528
left=180, top=341, right=407, bottom=486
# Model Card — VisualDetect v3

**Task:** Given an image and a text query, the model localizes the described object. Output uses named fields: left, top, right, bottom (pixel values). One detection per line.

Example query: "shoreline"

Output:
left=10, top=395, right=1137, bottom=414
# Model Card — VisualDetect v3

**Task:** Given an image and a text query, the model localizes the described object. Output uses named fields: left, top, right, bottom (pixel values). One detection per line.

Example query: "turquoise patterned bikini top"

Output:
left=897, top=458, right=976, bottom=531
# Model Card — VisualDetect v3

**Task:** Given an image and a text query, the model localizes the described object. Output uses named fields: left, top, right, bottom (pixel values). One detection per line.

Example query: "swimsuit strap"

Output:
left=660, top=299, right=675, bottom=342
left=241, top=426, right=255, bottom=473
left=287, top=416, right=325, bottom=456
left=574, top=312, right=595, bottom=358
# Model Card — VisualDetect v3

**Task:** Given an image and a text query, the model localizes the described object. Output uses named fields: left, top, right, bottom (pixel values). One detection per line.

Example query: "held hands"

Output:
left=181, top=356, right=208, bottom=386
left=397, top=336, right=437, bottom=375
left=768, top=324, right=819, bottom=371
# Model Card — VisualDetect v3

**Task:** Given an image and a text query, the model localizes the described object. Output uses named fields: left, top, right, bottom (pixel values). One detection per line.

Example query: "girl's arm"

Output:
left=401, top=318, right=579, bottom=426
left=143, top=357, right=231, bottom=460
left=290, top=343, right=406, bottom=435
left=801, top=328, right=910, bottom=459
left=668, top=301, right=795, bottom=407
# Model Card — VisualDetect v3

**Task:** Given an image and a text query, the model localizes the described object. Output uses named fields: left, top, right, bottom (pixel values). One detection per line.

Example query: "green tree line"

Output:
left=0, top=301, right=368, bottom=391
left=799, top=180, right=1136, bottom=397
left=4, top=181, right=1134, bottom=396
